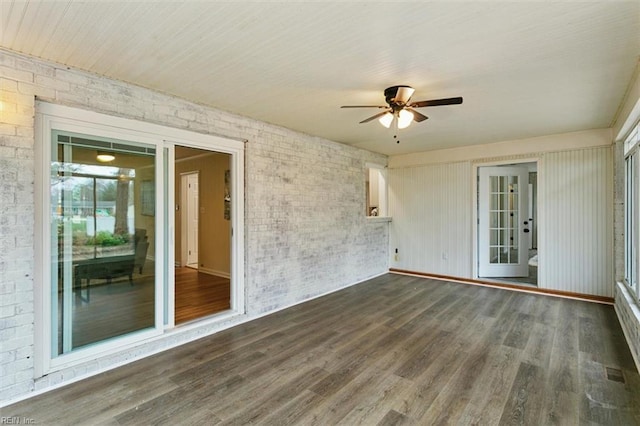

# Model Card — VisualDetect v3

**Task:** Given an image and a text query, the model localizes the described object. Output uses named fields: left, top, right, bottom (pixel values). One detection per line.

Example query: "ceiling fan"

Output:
left=341, top=85, right=463, bottom=131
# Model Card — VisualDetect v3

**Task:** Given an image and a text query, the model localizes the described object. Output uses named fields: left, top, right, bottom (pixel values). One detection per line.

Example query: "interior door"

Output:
left=478, top=166, right=530, bottom=277
left=186, top=173, right=199, bottom=267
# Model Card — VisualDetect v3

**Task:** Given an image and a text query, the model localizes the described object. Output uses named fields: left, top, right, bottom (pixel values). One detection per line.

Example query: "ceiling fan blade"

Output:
left=409, top=97, right=463, bottom=108
left=359, top=111, right=390, bottom=124
left=406, top=108, right=429, bottom=122
left=340, top=105, right=387, bottom=109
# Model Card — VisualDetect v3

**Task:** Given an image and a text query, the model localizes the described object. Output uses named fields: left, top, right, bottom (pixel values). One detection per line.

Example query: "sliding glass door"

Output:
left=50, top=131, right=158, bottom=357
left=37, top=102, right=244, bottom=377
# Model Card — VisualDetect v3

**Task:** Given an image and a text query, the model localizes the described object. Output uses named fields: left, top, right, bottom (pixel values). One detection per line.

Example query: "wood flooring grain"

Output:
left=175, top=267, right=230, bottom=324
left=5, top=273, right=640, bottom=425
left=499, top=362, right=545, bottom=425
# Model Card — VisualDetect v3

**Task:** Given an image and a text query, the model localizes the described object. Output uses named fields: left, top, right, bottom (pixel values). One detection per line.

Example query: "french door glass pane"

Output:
left=51, top=132, right=155, bottom=356
left=488, top=175, right=519, bottom=265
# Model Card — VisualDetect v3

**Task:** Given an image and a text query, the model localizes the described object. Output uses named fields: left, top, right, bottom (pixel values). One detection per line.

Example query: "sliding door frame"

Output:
left=34, top=102, right=245, bottom=377
left=164, top=139, right=245, bottom=329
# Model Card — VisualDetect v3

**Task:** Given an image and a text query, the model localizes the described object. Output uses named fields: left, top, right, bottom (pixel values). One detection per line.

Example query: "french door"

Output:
left=478, top=166, right=530, bottom=277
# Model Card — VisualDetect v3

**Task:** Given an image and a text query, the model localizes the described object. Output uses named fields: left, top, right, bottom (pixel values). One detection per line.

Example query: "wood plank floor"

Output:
left=5, top=274, right=639, bottom=425
left=175, top=267, right=230, bottom=324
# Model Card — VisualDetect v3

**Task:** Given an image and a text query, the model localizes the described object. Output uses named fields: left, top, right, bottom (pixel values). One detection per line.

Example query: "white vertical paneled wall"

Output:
left=540, top=146, right=614, bottom=297
left=389, top=146, right=614, bottom=298
left=389, top=162, right=472, bottom=276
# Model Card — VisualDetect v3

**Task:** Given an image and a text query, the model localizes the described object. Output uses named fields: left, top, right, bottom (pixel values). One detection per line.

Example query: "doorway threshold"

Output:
left=482, top=277, right=537, bottom=288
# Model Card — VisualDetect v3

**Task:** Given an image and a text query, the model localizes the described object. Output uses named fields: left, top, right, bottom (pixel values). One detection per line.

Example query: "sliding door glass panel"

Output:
left=625, top=152, right=638, bottom=293
left=51, top=131, right=156, bottom=356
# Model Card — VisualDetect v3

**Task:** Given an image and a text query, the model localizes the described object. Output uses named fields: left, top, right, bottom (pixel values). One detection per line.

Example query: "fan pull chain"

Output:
left=393, top=114, right=400, bottom=143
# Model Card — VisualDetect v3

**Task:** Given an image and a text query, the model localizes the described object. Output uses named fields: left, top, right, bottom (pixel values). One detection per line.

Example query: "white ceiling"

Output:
left=2, top=1, right=639, bottom=156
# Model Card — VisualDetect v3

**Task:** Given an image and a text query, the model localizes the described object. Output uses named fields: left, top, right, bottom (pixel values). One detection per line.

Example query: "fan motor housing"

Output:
left=384, top=85, right=413, bottom=107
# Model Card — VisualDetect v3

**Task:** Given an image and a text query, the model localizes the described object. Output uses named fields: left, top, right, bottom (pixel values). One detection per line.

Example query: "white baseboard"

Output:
left=198, top=267, right=230, bottom=279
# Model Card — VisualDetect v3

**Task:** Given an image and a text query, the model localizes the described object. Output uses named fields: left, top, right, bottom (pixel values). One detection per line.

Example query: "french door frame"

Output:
left=478, top=165, right=529, bottom=277
left=35, top=102, right=245, bottom=377
left=472, top=158, right=543, bottom=284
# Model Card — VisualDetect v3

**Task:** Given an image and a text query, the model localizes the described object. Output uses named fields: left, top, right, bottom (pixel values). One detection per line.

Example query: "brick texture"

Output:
left=615, top=283, right=640, bottom=371
left=0, top=49, right=388, bottom=403
left=613, top=141, right=640, bottom=371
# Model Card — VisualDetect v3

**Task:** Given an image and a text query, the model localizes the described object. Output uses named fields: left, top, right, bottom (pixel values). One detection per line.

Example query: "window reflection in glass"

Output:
left=51, top=134, right=155, bottom=355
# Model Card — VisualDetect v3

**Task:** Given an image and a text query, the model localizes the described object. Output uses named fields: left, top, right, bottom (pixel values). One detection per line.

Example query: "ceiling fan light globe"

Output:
left=397, top=109, right=414, bottom=129
left=96, top=152, right=115, bottom=162
left=378, top=112, right=394, bottom=128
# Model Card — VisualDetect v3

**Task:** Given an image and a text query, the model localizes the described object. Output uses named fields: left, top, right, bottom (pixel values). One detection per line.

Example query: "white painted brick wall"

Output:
left=615, top=283, right=640, bottom=371
left=0, top=49, right=388, bottom=403
left=613, top=141, right=625, bottom=281
left=612, top=141, right=640, bottom=371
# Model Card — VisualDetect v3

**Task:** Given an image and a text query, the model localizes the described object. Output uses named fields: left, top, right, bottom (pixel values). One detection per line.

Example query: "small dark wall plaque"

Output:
left=224, top=170, right=231, bottom=220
